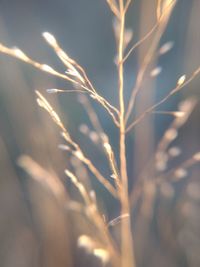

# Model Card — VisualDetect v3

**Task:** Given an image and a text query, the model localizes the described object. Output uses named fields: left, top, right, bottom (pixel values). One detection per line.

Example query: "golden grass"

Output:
left=0, top=1, right=200, bottom=267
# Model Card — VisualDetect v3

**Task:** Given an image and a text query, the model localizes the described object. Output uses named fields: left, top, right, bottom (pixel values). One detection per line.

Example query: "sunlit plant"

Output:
left=0, top=1, right=200, bottom=267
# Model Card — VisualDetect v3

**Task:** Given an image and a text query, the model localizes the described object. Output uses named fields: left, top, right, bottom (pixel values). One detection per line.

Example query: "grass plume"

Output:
left=0, top=1, right=200, bottom=267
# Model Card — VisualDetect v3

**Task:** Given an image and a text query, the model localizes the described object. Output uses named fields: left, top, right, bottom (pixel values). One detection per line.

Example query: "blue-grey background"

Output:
left=0, top=1, right=200, bottom=267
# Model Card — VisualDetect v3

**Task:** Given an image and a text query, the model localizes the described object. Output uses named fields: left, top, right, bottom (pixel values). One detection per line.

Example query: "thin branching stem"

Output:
left=118, top=1, right=136, bottom=267
left=124, top=1, right=176, bottom=124
left=0, top=43, right=119, bottom=126
left=107, top=0, right=120, bottom=19
left=123, top=22, right=158, bottom=63
left=123, top=1, right=174, bottom=63
left=124, top=0, right=132, bottom=14
left=125, top=67, right=200, bottom=133
left=35, top=90, right=118, bottom=198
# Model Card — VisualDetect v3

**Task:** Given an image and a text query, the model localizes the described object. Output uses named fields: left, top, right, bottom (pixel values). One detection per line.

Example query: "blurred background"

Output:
left=0, top=0, right=200, bottom=266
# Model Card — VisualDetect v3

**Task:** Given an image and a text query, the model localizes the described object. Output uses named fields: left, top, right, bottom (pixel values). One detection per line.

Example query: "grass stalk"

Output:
left=118, top=1, right=136, bottom=267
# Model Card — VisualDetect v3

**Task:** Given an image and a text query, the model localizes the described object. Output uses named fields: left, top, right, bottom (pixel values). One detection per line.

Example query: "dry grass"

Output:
left=0, top=1, right=200, bottom=267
